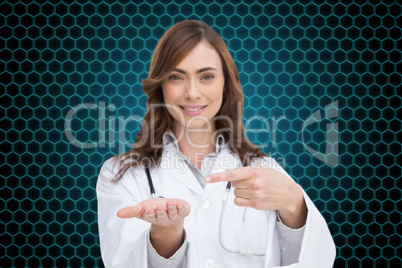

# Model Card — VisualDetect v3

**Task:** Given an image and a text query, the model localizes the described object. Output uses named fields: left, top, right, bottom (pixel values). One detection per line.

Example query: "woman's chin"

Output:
left=175, top=121, right=215, bottom=133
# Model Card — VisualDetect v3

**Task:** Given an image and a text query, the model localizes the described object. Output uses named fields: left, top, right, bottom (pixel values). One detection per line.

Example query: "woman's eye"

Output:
left=169, top=75, right=182, bottom=81
left=202, top=75, right=214, bottom=80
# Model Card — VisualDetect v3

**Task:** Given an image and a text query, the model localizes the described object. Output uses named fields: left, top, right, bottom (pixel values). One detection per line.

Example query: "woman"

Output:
left=97, top=20, right=336, bottom=267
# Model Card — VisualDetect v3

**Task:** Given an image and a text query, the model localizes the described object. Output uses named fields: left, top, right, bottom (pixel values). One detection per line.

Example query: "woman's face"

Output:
left=161, top=41, right=225, bottom=135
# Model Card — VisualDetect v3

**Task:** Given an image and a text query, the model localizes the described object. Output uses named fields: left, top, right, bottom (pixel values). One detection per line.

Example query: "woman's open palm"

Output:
left=117, top=198, right=191, bottom=227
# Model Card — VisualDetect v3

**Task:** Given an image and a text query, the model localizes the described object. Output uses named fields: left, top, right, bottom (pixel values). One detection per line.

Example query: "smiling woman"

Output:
left=96, top=20, right=336, bottom=268
left=113, top=20, right=265, bottom=177
left=161, top=41, right=225, bottom=149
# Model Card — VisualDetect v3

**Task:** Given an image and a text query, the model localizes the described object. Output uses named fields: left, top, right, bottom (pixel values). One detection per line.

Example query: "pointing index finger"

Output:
left=204, top=167, right=253, bottom=183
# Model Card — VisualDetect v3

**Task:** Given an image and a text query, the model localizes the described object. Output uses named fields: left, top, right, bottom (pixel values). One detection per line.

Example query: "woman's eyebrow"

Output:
left=173, top=67, right=217, bottom=74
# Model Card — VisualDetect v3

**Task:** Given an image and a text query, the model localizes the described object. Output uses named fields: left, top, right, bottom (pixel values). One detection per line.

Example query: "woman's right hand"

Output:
left=117, top=198, right=191, bottom=258
left=117, top=198, right=191, bottom=227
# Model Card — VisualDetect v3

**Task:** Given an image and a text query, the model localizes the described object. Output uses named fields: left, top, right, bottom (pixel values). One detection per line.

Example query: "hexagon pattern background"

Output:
left=1, top=0, right=401, bottom=267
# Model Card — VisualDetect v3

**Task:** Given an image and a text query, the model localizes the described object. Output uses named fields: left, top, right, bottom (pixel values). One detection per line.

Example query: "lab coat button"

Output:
left=204, top=259, right=215, bottom=267
left=200, top=200, right=210, bottom=209
left=281, top=247, right=286, bottom=252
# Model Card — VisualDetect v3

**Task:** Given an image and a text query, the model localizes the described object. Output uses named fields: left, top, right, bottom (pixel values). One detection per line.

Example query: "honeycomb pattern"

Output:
left=1, top=1, right=401, bottom=267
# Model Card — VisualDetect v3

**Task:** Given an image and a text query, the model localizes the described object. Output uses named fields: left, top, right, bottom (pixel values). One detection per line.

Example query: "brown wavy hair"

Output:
left=113, top=20, right=266, bottom=181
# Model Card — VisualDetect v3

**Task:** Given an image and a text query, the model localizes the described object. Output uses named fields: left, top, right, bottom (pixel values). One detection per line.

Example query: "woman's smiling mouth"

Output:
left=179, top=105, right=207, bottom=116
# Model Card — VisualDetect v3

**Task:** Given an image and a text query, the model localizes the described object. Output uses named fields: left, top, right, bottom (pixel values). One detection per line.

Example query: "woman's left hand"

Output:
left=204, top=164, right=307, bottom=229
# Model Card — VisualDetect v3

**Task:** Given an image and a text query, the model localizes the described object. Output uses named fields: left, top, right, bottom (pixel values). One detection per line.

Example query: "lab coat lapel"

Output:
left=160, top=144, right=238, bottom=199
left=202, top=146, right=239, bottom=198
left=161, top=148, right=204, bottom=197
left=168, top=164, right=204, bottom=197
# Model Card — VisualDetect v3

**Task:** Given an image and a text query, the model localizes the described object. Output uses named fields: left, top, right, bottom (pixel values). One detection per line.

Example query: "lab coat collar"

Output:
left=162, top=130, right=225, bottom=154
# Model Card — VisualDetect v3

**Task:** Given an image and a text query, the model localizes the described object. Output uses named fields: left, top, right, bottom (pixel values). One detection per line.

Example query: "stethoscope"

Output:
left=145, top=167, right=265, bottom=257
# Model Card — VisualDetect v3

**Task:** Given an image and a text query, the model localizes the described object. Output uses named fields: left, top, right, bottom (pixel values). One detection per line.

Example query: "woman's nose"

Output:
left=184, top=81, right=201, bottom=100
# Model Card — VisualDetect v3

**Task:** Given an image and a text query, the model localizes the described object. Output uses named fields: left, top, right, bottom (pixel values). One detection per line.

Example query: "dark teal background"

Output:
left=1, top=0, right=401, bottom=267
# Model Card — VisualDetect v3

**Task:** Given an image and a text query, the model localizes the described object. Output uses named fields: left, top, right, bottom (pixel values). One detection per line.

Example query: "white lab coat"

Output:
left=97, top=145, right=336, bottom=268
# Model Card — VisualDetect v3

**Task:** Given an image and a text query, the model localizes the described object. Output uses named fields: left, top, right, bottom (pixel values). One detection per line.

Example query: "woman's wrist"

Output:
left=150, top=219, right=185, bottom=258
left=278, top=185, right=307, bottom=229
left=150, top=219, right=184, bottom=237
